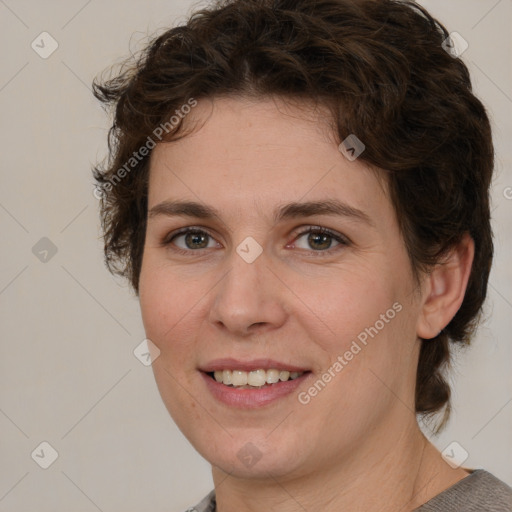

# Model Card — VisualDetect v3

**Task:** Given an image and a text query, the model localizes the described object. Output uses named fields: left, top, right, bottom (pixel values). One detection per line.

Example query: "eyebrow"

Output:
left=148, top=199, right=374, bottom=227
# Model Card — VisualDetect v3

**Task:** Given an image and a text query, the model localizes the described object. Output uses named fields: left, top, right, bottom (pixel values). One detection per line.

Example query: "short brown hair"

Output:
left=92, top=0, right=494, bottom=428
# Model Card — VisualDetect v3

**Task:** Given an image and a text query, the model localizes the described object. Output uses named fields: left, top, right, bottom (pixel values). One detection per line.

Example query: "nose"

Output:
left=208, top=246, right=288, bottom=338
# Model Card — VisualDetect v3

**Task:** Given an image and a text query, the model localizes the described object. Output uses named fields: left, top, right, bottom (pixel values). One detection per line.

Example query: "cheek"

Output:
left=139, top=258, right=200, bottom=376
left=139, top=257, right=202, bottom=355
left=292, top=265, right=399, bottom=352
left=296, top=265, right=414, bottom=399
left=139, top=259, right=208, bottom=426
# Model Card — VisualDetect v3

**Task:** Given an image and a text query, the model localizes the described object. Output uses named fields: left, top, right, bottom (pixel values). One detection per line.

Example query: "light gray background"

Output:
left=0, top=1, right=510, bottom=511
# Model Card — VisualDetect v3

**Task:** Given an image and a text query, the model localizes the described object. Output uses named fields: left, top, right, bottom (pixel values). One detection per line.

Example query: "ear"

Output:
left=416, top=233, right=475, bottom=340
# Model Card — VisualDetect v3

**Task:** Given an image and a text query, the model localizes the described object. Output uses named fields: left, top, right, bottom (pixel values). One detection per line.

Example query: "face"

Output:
left=139, top=96, right=424, bottom=481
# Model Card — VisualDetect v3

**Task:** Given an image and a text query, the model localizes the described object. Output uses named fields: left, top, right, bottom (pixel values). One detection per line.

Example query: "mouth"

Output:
left=206, top=369, right=307, bottom=389
left=199, top=359, right=312, bottom=408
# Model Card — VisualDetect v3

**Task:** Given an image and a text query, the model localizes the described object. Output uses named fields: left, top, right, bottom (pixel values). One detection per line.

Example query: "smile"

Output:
left=210, top=369, right=305, bottom=388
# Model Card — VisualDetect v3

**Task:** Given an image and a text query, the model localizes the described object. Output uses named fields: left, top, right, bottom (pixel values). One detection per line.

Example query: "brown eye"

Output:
left=292, top=227, right=348, bottom=253
left=165, top=228, right=217, bottom=251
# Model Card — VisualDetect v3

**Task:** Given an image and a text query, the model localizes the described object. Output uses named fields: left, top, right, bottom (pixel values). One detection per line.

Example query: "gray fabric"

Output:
left=415, top=469, right=512, bottom=511
left=184, top=489, right=215, bottom=512
left=185, top=469, right=512, bottom=512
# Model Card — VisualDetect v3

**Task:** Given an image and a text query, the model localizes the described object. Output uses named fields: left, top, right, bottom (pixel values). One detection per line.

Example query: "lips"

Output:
left=199, top=358, right=312, bottom=408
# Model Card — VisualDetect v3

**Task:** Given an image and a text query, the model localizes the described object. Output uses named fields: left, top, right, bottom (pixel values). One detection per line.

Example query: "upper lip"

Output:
left=199, top=358, right=310, bottom=373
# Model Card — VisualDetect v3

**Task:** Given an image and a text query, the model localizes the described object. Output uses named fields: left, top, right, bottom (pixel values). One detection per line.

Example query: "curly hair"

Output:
left=92, top=0, right=494, bottom=429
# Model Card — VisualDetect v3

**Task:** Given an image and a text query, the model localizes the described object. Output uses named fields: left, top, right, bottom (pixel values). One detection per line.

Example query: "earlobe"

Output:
left=416, top=233, right=475, bottom=340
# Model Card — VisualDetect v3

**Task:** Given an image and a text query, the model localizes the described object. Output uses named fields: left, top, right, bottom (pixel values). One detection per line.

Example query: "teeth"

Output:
left=211, top=369, right=305, bottom=387
left=247, top=369, right=266, bottom=387
left=266, top=369, right=280, bottom=383
left=232, top=370, right=248, bottom=386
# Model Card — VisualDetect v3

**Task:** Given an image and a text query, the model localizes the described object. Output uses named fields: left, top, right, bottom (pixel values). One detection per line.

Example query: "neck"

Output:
left=212, top=416, right=469, bottom=512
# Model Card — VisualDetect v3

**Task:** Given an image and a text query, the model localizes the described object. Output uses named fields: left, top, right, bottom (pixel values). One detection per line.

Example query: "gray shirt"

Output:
left=185, top=469, right=512, bottom=512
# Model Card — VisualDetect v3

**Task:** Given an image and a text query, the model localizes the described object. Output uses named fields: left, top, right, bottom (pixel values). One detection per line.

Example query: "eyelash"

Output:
left=161, top=226, right=350, bottom=257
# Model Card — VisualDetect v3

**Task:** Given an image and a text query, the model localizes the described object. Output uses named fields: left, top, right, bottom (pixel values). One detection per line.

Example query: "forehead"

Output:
left=147, top=96, right=391, bottom=224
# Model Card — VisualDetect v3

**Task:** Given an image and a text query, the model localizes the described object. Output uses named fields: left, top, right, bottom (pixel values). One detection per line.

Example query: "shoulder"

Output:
left=184, top=473, right=512, bottom=512
left=183, top=489, right=216, bottom=512
left=416, top=469, right=512, bottom=511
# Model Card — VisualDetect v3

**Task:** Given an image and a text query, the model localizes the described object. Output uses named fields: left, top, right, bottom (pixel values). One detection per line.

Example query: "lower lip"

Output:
left=200, top=372, right=310, bottom=408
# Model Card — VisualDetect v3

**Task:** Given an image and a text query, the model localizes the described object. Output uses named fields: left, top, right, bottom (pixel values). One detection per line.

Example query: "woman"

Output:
left=93, top=0, right=512, bottom=510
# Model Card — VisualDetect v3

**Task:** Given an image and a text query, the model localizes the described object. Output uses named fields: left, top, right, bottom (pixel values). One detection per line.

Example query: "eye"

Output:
left=291, top=226, right=348, bottom=253
left=164, top=228, right=219, bottom=253
left=162, top=225, right=349, bottom=256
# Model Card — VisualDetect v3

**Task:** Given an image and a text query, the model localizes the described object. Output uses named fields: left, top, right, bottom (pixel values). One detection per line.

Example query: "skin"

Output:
left=139, top=96, right=474, bottom=512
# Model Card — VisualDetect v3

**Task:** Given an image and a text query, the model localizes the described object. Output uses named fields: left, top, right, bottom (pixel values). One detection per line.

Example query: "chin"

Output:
left=192, top=429, right=311, bottom=480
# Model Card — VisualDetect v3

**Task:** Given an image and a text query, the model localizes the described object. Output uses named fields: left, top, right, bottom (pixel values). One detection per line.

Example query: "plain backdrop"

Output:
left=0, top=1, right=511, bottom=511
